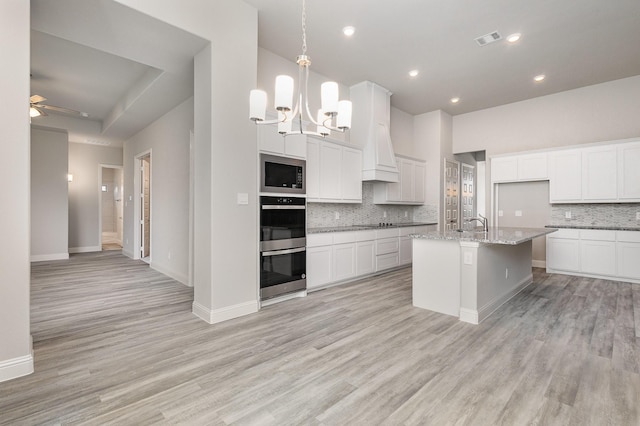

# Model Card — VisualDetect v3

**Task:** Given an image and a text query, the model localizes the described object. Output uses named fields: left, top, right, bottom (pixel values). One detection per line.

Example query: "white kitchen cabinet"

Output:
left=618, top=142, right=640, bottom=200
left=375, top=228, right=400, bottom=272
left=356, top=240, right=376, bottom=276
left=490, top=153, right=548, bottom=183
left=306, top=245, right=333, bottom=289
left=546, top=228, right=580, bottom=272
left=617, top=231, right=640, bottom=280
left=549, top=149, right=582, bottom=202
left=582, top=146, right=617, bottom=201
left=398, top=227, right=415, bottom=265
left=373, top=156, right=426, bottom=205
left=579, top=230, right=616, bottom=276
left=258, top=126, right=306, bottom=159
left=333, top=243, right=357, bottom=281
left=307, top=138, right=363, bottom=203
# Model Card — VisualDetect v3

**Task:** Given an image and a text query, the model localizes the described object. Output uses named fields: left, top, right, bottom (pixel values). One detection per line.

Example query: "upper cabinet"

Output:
left=373, top=156, right=426, bottom=205
left=491, top=138, right=640, bottom=204
left=307, top=138, right=362, bottom=203
left=258, top=126, right=306, bottom=159
left=491, top=152, right=548, bottom=182
left=618, top=141, right=640, bottom=200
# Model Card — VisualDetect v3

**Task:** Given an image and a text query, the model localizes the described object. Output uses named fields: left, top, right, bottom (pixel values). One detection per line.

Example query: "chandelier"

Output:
left=249, top=0, right=352, bottom=137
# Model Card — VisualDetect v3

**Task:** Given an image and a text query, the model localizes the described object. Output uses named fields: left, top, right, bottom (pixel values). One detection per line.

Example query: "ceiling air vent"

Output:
left=475, top=31, right=502, bottom=46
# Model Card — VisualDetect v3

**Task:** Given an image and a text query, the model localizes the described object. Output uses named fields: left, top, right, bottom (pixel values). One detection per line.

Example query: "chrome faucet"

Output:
left=467, top=214, right=488, bottom=232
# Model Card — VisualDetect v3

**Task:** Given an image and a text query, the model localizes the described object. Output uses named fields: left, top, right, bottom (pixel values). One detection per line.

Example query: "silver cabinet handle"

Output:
left=261, top=205, right=305, bottom=210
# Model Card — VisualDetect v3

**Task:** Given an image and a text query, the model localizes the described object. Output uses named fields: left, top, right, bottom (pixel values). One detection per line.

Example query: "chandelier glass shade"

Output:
left=249, top=0, right=352, bottom=137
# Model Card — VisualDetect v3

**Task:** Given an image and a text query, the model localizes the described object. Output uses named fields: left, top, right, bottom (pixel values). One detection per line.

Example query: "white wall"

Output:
left=453, top=75, right=640, bottom=156
left=30, top=127, right=69, bottom=261
left=0, top=0, right=32, bottom=382
left=123, top=97, right=192, bottom=285
left=68, top=143, right=123, bottom=252
left=116, top=0, right=259, bottom=323
left=390, top=106, right=415, bottom=158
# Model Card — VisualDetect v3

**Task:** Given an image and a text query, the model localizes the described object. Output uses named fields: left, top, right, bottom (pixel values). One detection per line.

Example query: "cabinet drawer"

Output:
left=617, top=231, right=640, bottom=243
left=376, top=237, right=399, bottom=255
left=333, top=231, right=357, bottom=244
left=377, top=228, right=399, bottom=239
left=307, top=233, right=333, bottom=247
left=356, top=230, right=377, bottom=242
left=376, top=253, right=399, bottom=271
left=580, top=230, right=616, bottom=241
left=548, top=228, right=580, bottom=239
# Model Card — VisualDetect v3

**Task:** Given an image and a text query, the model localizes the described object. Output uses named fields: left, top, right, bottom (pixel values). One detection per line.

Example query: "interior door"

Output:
left=444, top=159, right=460, bottom=231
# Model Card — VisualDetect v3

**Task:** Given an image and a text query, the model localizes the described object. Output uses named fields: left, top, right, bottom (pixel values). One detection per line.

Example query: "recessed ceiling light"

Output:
left=342, top=26, right=355, bottom=37
left=451, top=97, right=460, bottom=104
left=409, top=69, right=419, bottom=77
left=506, top=33, right=521, bottom=43
left=534, top=74, right=546, bottom=82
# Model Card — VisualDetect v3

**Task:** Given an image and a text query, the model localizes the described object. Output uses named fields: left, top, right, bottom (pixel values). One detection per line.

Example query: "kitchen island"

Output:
left=411, top=227, right=556, bottom=324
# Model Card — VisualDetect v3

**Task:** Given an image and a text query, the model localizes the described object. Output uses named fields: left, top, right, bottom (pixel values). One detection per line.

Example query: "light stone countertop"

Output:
left=308, top=222, right=437, bottom=234
left=411, top=227, right=557, bottom=245
left=546, top=224, right=640, bottom=232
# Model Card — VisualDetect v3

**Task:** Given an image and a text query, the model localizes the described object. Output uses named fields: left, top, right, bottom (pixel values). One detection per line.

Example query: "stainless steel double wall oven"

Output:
left=259, top=154, right=307, bottom=300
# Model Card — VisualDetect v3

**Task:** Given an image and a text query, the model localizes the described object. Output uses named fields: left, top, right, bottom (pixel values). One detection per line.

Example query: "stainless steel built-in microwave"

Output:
left=260, top=154, right=305, bottom=195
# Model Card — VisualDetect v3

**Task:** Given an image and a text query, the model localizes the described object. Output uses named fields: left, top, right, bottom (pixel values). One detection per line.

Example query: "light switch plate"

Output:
left=565, top=211, right=572, bottom=219
left=463, top=252, right=472, bottom=265
left=237, top=193, right=249, bottom=205
left=498, top=210, right=504, bottom=217
left=515, top=210, right=522, bottom=217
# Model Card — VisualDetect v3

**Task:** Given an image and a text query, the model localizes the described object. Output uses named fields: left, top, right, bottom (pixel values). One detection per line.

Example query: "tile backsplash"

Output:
left=307, top=182, right=438, bottom=228
left=550, top=203, right=640, bottom=227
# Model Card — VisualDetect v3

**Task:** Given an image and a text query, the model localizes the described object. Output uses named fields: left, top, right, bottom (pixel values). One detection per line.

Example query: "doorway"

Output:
left=136, top=152, right=152, bottom=263
left=443, top=159, right=460, bottom=231
left=100, top=165, right=123, bottom=251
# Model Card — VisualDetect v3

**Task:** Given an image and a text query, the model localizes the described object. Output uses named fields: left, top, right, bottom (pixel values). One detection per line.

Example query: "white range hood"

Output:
left=350, top=81, right=399, bottom=182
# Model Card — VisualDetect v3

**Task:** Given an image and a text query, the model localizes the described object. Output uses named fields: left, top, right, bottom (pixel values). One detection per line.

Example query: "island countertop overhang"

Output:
left=410, top=227, right=557, bottom=245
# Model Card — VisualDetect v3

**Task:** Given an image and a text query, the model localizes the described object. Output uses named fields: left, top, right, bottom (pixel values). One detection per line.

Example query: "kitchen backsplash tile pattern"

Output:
left=307, top=182, right=438, bottom=228
left=551, top=203, right=640, bottom=227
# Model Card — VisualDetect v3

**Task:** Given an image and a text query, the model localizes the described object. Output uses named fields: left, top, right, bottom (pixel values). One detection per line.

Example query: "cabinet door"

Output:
left=518, top=153, right=548, bottom=180
left=491, top=157, right=518, bottom=182
left=341, top=147, right=363, bottom=201
left=306, top=139, right=320, bottom=199
left=376, top=253, right=399, bottom=272
left=582, top=146, right=617, bottom=201
left=580, top=240, right=616, bottom=276
left=399, top=236, right=412, bottom=265
left=547, top=237, right=580, bottom=272
left=414, top=162, right=426, bottom=203
left=319, top=142, right=342, bottom=199
left=333, top=243, right=356, bottom=281
left=400, top=159, right=414, bottom=201
left=284, top=134, right=307, bottom=158
left=617, top=242, right=640, bottom=279
left=307, top=246, right=332, bottom=289
left=356, top=240, right=375, bottom=276
left=549, top=150, right=582, bottom=202
left=618, top=141, right=640, bottom=200
left=258, top=126, right=285, bottom=155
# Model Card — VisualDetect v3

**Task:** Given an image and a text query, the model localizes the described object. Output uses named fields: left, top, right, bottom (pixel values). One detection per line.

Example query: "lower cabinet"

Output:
left=333, top=243, right=357, bottom=282
left=356, top=240, right=376, bottom=276
left=306, top=245, right=333, bottom=289
left=546, top=228, right=640, bottom=282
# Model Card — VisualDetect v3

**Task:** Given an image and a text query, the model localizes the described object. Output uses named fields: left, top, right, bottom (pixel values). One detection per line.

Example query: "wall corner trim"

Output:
left=192, top=300, right=259, bottom=324
left=0, top=353, right=34, bottom=383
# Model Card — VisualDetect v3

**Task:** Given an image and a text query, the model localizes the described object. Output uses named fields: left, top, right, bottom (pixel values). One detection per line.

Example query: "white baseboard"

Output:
left=0, top=353, right=34, bottom=383
left=151, top=262, right=188, bottom=286
left=460, top=274, right=533, bottom=325
left=68, top=246, right=101, bottom=254
left=532, top=259, right=546, bottom=268
left=121, top=249, right=135, bottom=259
left=192, top=300, right=258, bottom=324
left=30, top=253, right=69, bottom=262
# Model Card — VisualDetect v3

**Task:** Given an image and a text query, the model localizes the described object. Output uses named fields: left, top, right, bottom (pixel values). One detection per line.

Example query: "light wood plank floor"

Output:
left=1, top=251, right=639, bottom=425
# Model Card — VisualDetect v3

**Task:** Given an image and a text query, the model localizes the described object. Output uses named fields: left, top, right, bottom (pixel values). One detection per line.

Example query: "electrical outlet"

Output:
left=505, top=268, right=509, bottom=279
left=636, top=212, right=640, bottom=220
left=515, top=210, right=522, bottom=217
left=463, top=252, right=472, bottom=265
left=565, top=211, right=572, bottom=219
left=383, top=211, right=387, bottom=218
left=404, top=211, right=408, bottom=218
left=498, top=210, right=504, bottom=217
left=168, top=251, right=171, bottom=260
left=334, top=211, right=340, bottom=220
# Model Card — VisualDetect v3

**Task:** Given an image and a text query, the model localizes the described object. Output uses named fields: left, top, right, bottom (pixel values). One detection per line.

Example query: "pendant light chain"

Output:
left=301, top=0, right=307, bottom=56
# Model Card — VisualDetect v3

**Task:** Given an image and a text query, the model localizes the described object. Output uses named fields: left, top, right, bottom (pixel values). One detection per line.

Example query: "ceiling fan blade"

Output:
left=40, top=104, right=89, bottom=118
left=30, top=106, right=47, bottom=118
left=30, top=94, right=47, bottom=104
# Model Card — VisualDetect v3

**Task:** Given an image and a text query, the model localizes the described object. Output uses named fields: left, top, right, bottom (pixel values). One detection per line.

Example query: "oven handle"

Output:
left=262, top=247, right=306, bottom=257
left=261, top=205, right=306, bottom=210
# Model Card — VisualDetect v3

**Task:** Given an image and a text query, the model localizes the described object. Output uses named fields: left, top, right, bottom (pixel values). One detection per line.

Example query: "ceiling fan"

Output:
left=29, top=95, right=90, bottom=119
